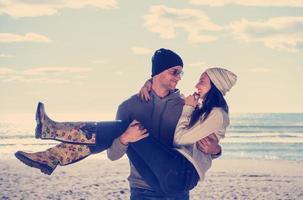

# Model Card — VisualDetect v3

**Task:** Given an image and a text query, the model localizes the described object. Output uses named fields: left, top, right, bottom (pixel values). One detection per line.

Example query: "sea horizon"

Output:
left=1, top=113, right=303, bottom=161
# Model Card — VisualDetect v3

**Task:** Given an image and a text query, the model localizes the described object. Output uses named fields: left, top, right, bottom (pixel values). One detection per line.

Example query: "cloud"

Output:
left=0, top=33, right=51, bottom=43
left=115, top=70, right=124, bottom=76
left=0, top=0, right=118, bottom=18
left=189, top=0, right=303, bottom=7
left=188, top=61, right=206, bottom=67
left=91, top=60, right=106, bottom=64
left=0, top=54, right=14, bottom=58
left=229, top=17, right=303, bottom=52
left=0, top=66, right=93, bottom=83
left=1, top=76, right=70, bottom=83
left=74, top=75, right=88, bottom=79
left=0, top=67, right=15, bottom=75
left=131, top=46, right=152, bottom=55
left=249, top=68, right=272, bottom=73
left=144, top=5, right=222, bottom=44
left=22, top=67, right=92, bottom=75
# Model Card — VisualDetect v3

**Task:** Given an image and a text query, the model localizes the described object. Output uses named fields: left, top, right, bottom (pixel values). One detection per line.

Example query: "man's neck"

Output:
left=152, top=81, right=170, bottom=98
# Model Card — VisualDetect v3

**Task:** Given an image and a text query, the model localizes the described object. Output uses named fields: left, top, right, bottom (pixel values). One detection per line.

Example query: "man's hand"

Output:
left=196, top=133, right=221, bottom=155
left=120, top=120, right=149, bottom=145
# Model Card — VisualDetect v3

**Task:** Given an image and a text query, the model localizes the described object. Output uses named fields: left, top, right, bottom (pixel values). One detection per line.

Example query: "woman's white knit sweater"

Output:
left=174, top=105, right=230, bottom=181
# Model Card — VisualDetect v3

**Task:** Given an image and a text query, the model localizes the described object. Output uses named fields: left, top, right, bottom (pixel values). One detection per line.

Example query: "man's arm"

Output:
left=107, top=102, right=131, bottom=161
left=196, top=133, right=222, bottom=159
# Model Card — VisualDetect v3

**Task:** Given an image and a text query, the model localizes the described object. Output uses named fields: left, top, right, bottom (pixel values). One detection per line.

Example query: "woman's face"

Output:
left=195, top=72, right=211, bottom=98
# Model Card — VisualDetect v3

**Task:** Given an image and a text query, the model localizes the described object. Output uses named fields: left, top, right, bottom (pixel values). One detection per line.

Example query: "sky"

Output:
left=1, top=0, right=303, bottom=121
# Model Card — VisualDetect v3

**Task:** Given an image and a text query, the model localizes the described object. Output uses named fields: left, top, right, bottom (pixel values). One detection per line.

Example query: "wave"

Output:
left=222, top=152, right=301, bottom=161
left=224, top=132, right=303, bottom=143
left=226, top=132, right=303, bottom=138
left=0, top=138, right=58, bottom=146
left=228, top=125, right=303, bottom=133
left=0, top=135, right=34, bottom=139
left=222, top=137, right=303, bottom=144
left=222, top=143, right=303, bottom=150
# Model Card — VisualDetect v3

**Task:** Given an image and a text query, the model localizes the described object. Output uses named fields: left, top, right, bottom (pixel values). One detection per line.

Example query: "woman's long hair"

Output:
left=188, top=82, right=229, bottom=128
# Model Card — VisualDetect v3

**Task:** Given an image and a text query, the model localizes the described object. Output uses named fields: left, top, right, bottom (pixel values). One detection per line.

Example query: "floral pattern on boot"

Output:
left=53, top=123, right=96, bottom=144
left=38, top=103, right=96, bottom=144
left=50, top=143, right=91, bottom=165
left=15, top=143, right=91, bottom=175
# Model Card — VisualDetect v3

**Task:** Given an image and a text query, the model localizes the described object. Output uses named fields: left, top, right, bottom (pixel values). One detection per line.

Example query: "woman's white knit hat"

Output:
left=205, top=67, right=237, bottom=96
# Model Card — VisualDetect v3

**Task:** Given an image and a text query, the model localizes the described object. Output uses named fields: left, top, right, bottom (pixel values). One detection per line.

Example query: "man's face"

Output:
left=156, top=65, right=183, bottom=90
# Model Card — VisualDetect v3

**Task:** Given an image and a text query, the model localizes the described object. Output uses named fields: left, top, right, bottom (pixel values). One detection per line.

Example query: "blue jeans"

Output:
left=130, top=187, right=189, bottom=200
left=81, top=121, right=199, bottom=196
left=80, top=121, right=129, bottom=153
left=127, top=136, right=199, bottom=196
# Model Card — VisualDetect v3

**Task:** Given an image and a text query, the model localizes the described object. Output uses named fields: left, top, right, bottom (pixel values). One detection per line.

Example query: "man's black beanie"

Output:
left=151, top=48, right=183, bottom=77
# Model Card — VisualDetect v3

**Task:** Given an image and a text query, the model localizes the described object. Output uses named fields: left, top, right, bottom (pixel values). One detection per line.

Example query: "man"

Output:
left=107, top=48, right=221, bottom=200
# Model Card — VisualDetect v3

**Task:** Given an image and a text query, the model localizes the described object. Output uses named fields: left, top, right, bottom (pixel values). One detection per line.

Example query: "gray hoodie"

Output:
left=107, top=89, right=184, bottom=189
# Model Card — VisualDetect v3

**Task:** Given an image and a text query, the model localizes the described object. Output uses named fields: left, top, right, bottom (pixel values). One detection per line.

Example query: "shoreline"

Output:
left=1, top=158, right=303, bottom=199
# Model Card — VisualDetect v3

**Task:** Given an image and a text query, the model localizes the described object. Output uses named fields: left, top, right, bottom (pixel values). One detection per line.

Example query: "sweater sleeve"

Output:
left=107, top=101, right=130, bottom=161
left=174, top=106, right=225, bottom=146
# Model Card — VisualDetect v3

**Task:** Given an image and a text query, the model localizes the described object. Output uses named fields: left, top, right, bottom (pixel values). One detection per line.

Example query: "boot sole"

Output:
left=35, top=102, right=43, bottom=139
left=15, top=151, right=56, bottom=175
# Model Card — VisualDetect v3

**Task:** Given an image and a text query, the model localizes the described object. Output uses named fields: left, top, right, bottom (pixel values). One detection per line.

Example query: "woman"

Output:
left=15, top=67, right=237, bottom=195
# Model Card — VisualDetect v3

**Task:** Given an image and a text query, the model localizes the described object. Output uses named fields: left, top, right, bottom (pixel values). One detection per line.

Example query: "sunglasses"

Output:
left=167, top=69, right=184, bottom=77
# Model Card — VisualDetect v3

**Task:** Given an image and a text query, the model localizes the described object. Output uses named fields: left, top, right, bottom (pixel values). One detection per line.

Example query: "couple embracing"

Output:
left=15, top=48, right=237, bottom=200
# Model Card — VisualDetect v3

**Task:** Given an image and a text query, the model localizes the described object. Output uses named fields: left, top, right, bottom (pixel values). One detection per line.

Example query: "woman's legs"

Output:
left=15, top=102, right=129, bottom=175
left=15, top=120, right=127, bottom=175
left=127, top=136, right=199, bottom=195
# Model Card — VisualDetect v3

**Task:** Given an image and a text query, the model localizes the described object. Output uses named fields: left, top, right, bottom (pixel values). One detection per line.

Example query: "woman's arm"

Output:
left=139, top=78, right=152, bottom=101
left=174, top=107, right=225, bottom=146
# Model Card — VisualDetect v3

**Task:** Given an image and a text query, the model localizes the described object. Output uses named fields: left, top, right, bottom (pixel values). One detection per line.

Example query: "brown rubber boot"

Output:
left=35, top=102, right=96, bottom=144
left=15, top=143, right=91, bottom=175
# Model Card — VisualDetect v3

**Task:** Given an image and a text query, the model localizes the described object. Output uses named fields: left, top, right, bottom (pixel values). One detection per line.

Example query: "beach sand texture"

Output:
left=1, top=157, right=303, bottom=200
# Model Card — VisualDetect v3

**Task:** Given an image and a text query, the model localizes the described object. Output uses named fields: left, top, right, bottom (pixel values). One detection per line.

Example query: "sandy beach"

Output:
left=1, top=156, right=302, bottom=200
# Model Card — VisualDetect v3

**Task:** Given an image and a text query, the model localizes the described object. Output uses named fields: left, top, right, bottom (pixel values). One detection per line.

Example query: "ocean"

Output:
left=0, top=113, right=303, bottom=161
